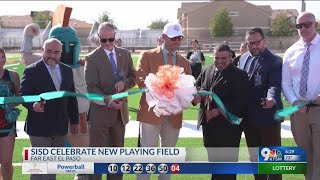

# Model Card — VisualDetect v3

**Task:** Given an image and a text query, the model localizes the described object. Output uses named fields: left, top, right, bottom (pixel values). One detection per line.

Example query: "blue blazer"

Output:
left=239, top=48, right=283, bottom=127
left=20, top=60, right=79, bottom=136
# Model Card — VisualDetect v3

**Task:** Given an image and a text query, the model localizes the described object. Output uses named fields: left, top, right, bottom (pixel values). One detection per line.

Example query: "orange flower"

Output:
left=150, top=65, right=184, bottom=99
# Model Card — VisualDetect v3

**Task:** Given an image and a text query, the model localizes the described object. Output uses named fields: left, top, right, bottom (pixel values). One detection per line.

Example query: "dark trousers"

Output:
left=191, top=63, right=202, bottom=80
left=202, top=118, right=242, bottom=180
left=243, top=122, right=282, bottom=180
left=29, top=135, right=66, bottom=180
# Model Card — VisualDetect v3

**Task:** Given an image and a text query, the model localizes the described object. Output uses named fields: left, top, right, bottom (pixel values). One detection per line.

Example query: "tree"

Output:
left=148, top=18, right=169, bottom=29
left=32, top=11, right=51, bottom=29
left=270, top=12, right=295, bottom=37
left=209, top=8, right=233, bottom=37
left=97, top=10, right=117, bottom=29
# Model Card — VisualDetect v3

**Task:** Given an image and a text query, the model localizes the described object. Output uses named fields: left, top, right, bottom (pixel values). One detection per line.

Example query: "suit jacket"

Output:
left=239, top=48, right=283, bottom=127
left=195, top=64, right=249, bottom=128
left=20, top=59, right=79, bottom=137
left=232, top=55, right=241, bottom=67
left=84, top=46, right=135, bottom=127
left=136, top=47, right=192, bottom=129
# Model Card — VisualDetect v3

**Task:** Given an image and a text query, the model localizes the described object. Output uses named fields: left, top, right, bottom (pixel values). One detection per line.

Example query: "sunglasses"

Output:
left=100, top=38, right=115, bottom=43
left=170, top=36, right=184, bottom=41
left=295, top=22, right=313, bottom=29
left=245, top=38, right=264, bottom=47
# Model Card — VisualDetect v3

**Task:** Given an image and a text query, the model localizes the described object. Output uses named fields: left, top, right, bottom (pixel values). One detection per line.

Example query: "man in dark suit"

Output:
left=232, top=42, right=247, bottom=67
left=192, top=44, right=249, bottom=180
left=84, top=22, right=135, bottom=180
left=20, top=38, right=79, bottom=180
left=239, top=27, right=283, bottom=180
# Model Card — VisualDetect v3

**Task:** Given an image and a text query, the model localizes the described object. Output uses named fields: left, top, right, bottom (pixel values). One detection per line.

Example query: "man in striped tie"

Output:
left=136, top=22, right=192, bottom=180
left=282, top=12, right=320, bottom=180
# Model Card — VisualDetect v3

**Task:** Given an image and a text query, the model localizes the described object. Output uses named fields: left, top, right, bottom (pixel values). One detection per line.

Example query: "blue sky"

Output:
left=0, top=1, right=319, bottom=30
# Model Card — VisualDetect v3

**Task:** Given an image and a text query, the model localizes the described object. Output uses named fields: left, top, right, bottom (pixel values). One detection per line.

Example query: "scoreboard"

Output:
left=22, top=147, right=306, bottom=174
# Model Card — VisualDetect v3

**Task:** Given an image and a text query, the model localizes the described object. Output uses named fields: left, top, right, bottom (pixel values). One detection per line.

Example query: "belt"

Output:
left=305, top=104, right=320, bottom=108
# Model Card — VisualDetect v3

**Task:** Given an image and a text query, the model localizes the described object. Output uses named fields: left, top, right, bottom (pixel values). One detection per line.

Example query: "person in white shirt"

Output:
left=282, top=12, right=320, bottom=180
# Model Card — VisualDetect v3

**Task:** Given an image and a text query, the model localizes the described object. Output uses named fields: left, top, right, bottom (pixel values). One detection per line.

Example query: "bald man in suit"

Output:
left=84, top=22, right=135, bottom=180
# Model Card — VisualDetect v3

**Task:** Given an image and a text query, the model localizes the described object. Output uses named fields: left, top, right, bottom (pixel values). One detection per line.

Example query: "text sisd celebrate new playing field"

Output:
left=22, top=147, right=307, bottom=175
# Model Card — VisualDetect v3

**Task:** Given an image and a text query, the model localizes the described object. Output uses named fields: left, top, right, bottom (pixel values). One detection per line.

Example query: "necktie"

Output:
left=167, top=53, right=173, bottom=65
left=50, top=66, right=61, bottom=91
left=247, top=56, right=258, bottom=75
left=299, top=43, right=311, bottom=98
left=109, top=52, right=117, bottom=74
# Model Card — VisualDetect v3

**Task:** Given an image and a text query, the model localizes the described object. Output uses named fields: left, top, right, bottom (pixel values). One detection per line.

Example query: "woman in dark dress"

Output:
left=0, top=48, right=20, bottom=180
left=186, top=39, right=205, bottom=79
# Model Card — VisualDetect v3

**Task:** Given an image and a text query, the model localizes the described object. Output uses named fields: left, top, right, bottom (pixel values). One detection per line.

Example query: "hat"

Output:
left=163, top=22, right=184, bottom=38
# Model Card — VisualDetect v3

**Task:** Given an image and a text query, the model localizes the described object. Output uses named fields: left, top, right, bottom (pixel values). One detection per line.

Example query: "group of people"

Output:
left=191, top=11, right=319, bottom=180
left=0, top=11, right=319, bottom=180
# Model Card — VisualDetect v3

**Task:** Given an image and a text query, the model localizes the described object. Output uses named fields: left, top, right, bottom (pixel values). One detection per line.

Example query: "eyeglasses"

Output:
left=170, top=36, right=184, bottom=41
left=295, top=22, right=313, bottom=29
left=100, top=38, right=115, bottom=43
left=245, top=38, right=264, bottom=47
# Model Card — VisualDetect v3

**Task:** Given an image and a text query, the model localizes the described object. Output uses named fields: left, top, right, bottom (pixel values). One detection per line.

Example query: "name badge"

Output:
left=254, top=73, right=262, bottom=86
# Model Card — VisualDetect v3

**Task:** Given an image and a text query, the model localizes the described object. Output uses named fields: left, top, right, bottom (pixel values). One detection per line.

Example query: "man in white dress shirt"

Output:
left=282, top=12, right=320, bottom=180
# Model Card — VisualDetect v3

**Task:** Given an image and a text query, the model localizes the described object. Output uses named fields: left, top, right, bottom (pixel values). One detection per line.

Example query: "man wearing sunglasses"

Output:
left=282, top=12, right=320, bottom=180
left=239, top=27, right=283, bottom=180
left=84, top=22, right=136, bottom=180
left=136, top=22, right=191, bottom=180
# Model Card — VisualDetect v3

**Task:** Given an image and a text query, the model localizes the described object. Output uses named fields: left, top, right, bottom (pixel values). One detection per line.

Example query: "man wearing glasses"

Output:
left=136, top=22, right=191, bottom=180
left=282, top=12, right=320, bottom=180
left=84, top=22, right=136, bottom=180
left=239, top=27, right=283, bottom=180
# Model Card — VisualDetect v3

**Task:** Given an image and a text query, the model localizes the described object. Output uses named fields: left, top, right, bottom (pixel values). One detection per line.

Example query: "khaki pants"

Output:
left=67, top=122, right=90, bottom=147
left=137, top=118, right=180, bottom=180
left=291, top=106, right=320, bottom=180
left=89, top=116, right=125, bottom=180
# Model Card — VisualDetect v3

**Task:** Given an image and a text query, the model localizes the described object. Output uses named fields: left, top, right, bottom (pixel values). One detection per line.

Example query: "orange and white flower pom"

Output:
left=145, top=65, right=197, bottom=116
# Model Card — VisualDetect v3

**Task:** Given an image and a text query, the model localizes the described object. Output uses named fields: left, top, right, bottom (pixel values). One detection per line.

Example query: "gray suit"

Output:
left=84, top=46, right=135, bottom=180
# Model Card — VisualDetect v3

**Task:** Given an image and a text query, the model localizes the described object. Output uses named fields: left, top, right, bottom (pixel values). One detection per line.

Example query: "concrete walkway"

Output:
left=16, top=120, right=293, bottom=139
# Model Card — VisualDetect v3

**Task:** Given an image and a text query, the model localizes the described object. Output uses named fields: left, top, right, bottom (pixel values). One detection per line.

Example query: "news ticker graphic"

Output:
left=258, top=146, right=307, bottom=174
left=22, top=147, right=307, bottom=174
left=259, top=146, right=306, bottom=162
left=23, top=147, right=185, bottom=163
left=22, top=162, right=307, bottom=174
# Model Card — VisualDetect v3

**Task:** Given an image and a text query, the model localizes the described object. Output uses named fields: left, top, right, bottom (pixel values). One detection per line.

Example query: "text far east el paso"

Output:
left=30, top=156, right=81, bottom=161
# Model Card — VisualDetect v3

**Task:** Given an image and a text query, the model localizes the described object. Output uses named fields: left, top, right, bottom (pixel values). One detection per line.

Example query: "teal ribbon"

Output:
left=274, top=101, right=316, bottom=120
left=3, top=87, right=317, bottom=123
left=110, top=89, right=148, bottom=99
left=0, top=89, right=239, bottom=125
left=0, top=91, right=105, bottom=104
left=0, top=89, right=150, bottom=105
left=196, top=90, right=241, bottom=125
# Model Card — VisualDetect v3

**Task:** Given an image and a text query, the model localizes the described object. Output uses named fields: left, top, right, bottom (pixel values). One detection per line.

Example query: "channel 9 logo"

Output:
left=260, top=147, right=283, bottom=161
